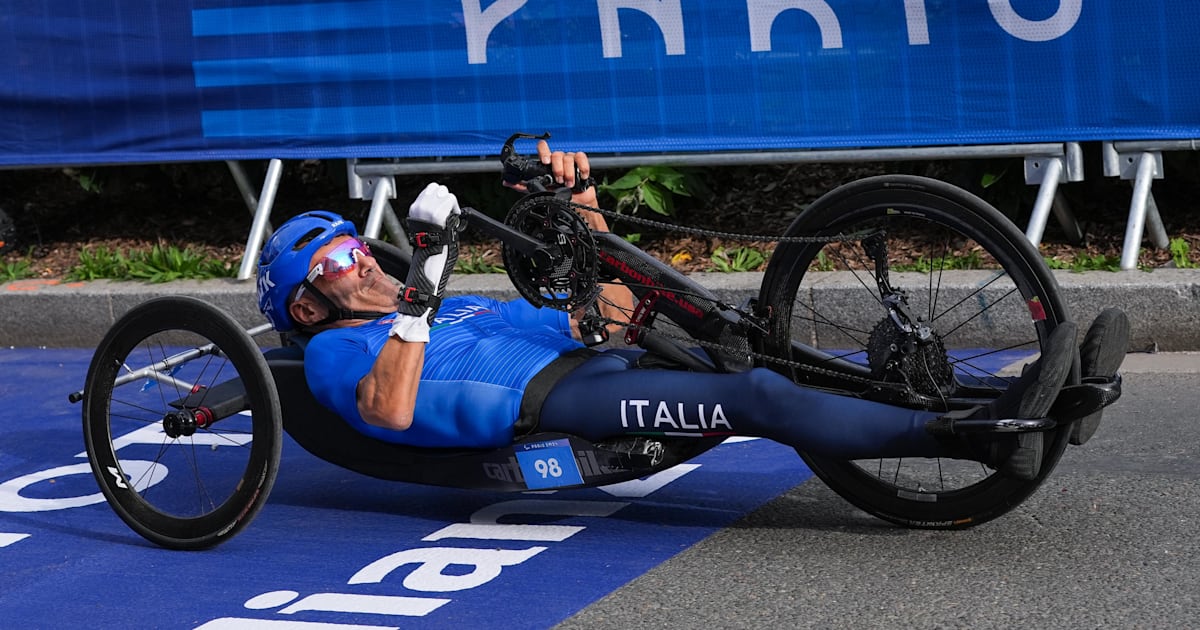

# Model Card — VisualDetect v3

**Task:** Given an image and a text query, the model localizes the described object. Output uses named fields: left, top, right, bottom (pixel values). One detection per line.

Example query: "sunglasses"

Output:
left=294, top=237, right=372, bottom=301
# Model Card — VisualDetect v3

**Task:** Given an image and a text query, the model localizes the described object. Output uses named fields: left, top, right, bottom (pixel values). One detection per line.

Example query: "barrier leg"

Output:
left=364, top=177, right=412, bottom=256
left=1120, top=152, right=1157, bottom=270
left=1024, top=157, right=1063, bottom=246
left=224, top=161, right=264, bottom=220
left=237, top=159, right=284, bottom=280
left=1142, top=191, right=1170, bottom=250
left=1051, top=193, right=1084, bottom=245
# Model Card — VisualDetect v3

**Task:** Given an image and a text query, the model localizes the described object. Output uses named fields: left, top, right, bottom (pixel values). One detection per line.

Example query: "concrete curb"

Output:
left=2, top=270, right=1197, bottom=350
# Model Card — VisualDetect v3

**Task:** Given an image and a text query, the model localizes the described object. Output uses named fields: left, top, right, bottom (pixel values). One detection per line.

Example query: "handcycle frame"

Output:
left=75, top=136, right=1123, bottom=549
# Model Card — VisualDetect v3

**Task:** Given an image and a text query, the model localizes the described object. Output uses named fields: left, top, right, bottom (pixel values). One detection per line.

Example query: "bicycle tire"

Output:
left=82, top=296, right=282, bottom=549
left=759, top=174, right=1075, bottom=528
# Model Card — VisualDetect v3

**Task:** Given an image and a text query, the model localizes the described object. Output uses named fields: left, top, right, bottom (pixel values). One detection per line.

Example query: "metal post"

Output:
left=1024, top=157, right=1063, bottom=246
left=1142, top=190, right=1170, bottom=250
left=237, top=158, right=284, bottom=280
left=363, top=177, right=393, bottom=239
left=1120, top=152, right=1157, bottom=270
left=381, top=203, right=410, bottom=255
left=224, top=161, right=261, bottom=218
left=1050, top=194, right=1084, bottom=245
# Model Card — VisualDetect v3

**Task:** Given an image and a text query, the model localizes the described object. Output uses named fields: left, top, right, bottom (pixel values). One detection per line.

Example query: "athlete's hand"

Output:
left=409, top=182, right=461, bottom=229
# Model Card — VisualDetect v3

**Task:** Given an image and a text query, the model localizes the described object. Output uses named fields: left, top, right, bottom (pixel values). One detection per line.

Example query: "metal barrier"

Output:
left=229, top=139, right=1200, bottom=278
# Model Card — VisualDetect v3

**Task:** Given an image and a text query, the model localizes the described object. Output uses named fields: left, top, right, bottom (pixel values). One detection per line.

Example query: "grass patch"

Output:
left=708, top=245, right=767, bottom=272
left=1, top=259, right=35, bottom=283
left=1044, top=252, right=1124, bottom=272
left=66, top=244, right=235, bottom=283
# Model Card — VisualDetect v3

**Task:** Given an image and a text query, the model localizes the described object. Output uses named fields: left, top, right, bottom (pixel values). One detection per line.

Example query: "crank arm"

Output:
left=925, top=411, right=1057, bottom=436
left=460, top=206, right=555, bottom=266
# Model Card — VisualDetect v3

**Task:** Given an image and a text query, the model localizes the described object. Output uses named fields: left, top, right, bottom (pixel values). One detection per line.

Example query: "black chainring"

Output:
left=501, top=193, right=601, bottom=312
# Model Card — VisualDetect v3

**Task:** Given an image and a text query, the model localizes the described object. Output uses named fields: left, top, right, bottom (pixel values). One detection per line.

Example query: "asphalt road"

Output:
left=559, top=355, right=1200, bottom=629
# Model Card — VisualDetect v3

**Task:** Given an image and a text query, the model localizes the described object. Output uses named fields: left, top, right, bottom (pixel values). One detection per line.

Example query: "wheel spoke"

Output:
left=762, top=176, right=1068, bottom=528
left=82, top=297, right=281, bottom=549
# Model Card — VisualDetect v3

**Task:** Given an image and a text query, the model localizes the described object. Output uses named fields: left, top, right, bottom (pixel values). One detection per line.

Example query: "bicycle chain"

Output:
left=552, top=198, right=879, bottom=385
left=560, top=198, right=856, bottom=244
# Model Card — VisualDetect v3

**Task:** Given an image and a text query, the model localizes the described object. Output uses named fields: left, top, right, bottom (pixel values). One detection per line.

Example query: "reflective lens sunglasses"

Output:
left=294, top=237, right=371, bottom=301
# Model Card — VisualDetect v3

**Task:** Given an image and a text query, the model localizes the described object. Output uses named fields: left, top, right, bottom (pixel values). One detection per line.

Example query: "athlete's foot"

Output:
left=1070, top=308, right=1130, bottom=445
left=932, top=321, right=1077, bottom=481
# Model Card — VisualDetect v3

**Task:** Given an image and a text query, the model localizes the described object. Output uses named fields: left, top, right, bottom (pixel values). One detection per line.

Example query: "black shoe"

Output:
left=1069, top=308, right=1130, bottom=445
left=949, top=321, right=1077, bottom=480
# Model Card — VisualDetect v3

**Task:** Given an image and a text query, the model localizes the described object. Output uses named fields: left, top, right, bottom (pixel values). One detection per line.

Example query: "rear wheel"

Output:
left=82, top=296, right=281, bottom=549
left=759, top=175, right=1074, bottom=528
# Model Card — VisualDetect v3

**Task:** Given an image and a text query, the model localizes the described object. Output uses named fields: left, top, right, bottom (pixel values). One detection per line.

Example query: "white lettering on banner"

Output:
left=0, top=533, right=31, bottom=547
left=465, top=1, right=1082, bottom=65
left=0, top=422, right=242, bottom=513
left=196, top=619, right=395, bottom=629
left=463, top=0, right=528, bottom=64
left=598, top=0, right=686, bottom=58
left=245, top=590, right=449, bottom=617
left=0, top=461, right=163, bottom=512
left=597, top=463, right=699, bottom=497
left=988, top=0, right=1082, bottom=42
left=749, top=0, right=843, bottom=51
left=197, top=469, right=700, bottom=626
left=902, top=0, right=930, bottom=45
left=349, top=547, right=548, bottom=592
left=422, top=499, right=628, bottom=542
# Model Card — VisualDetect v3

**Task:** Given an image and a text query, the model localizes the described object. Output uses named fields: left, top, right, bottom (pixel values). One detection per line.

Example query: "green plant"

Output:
left=1, top=259, right=34, bottom=283
left=1169, top=237, right=1195, bottom=268
left=61, top=167, right=103, bottom=194
left=454, top=246, right=505, bottom=274
left=709, top=246, right=766, bottom=272
left=1043, top=252, right=1124, bottom=272
left=598, top=165, right=710, bottom=216
left=66, top=245, right=234, bottom=282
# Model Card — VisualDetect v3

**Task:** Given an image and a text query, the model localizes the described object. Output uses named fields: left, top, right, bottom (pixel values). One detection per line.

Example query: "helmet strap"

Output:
left=296, top=279, right=392, bottom=329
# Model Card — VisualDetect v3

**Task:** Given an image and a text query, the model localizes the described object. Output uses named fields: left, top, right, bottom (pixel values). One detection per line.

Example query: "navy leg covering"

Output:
left=539, top=350, right=947, bottom=459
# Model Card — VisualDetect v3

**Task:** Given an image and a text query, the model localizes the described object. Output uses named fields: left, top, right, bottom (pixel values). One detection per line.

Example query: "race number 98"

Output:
left=533, top=458, right=562, bottom=479
left=515, top=440, right=583, bottom=490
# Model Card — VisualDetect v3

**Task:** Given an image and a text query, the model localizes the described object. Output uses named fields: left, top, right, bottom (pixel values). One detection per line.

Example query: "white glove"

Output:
left=409, top=182, right=461, bottom=228
left=390, top=312, right=431, bottom=343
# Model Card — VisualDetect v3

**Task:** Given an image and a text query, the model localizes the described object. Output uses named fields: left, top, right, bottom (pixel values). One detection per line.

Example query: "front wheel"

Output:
left=82, top=296, right=282, bottom=549
left=759, top=175, right=1075, bottom=528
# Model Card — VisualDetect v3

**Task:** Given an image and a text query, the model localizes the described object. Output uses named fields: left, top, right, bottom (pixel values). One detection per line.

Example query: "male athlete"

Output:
left=256, top=143, right=1128, bottom=481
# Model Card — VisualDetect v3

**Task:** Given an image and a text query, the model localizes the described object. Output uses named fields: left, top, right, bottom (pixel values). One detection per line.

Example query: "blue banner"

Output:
left=1, top=1, right=1198, bottom=166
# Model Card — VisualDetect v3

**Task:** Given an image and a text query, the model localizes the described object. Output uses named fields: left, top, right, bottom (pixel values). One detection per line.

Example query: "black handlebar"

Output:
left=500, top=132, right=595, bottom=194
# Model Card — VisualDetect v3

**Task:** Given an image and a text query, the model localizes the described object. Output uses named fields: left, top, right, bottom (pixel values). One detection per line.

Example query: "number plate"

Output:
left=514, top=438, right=583, bottom=490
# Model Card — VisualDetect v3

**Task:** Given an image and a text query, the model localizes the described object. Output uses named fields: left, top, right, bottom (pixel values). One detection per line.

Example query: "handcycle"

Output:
left=72, top=134, right=1121, bottom=549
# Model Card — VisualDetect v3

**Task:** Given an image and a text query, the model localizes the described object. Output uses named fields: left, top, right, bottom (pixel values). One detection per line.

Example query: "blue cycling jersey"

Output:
left=303, top=297, right=946, bottom=460
left=305, top=295, right=582, bottom=448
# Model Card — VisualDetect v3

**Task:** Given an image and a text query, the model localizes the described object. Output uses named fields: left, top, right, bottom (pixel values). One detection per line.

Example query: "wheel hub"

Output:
left=162, top=409, right=198, bottom=438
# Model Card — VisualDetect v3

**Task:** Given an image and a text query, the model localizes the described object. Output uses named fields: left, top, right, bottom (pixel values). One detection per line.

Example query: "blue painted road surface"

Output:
left=0, top=347, right=812, bottom=629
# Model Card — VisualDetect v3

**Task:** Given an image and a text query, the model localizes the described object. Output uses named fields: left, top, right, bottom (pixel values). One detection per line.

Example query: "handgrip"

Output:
left=500, top=132, right=594, bottom=193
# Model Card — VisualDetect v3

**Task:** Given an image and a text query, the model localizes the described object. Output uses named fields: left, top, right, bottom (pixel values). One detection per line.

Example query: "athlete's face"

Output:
left=300, top=235, right=401, bottom=316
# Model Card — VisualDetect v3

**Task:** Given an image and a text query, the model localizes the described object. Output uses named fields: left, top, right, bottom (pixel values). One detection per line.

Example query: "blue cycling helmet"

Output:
left=256, top=211, right=357, bottom=332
